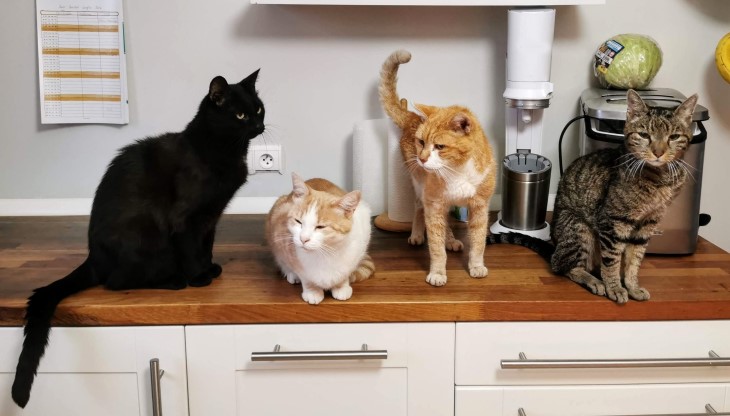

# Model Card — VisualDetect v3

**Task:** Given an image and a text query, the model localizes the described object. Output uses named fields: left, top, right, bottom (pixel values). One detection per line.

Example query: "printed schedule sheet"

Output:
left=36, top=0, right=129, bottom=124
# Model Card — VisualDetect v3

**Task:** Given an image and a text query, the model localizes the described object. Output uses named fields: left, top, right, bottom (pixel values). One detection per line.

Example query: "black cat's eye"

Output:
left=669, top=134, right=681, bottom=141
left=257, top=107, right=262, bottom=115
left=638, top=132, right=651, bottom=140
left=418, top=139, right=425, bottom=146
left=236, top=113, right=247, bottom=120
left=315, top=225, right=326, bottom=230
left=295, top=219, right=302, bottom=224
left=435, top=144, right=445, bottom=150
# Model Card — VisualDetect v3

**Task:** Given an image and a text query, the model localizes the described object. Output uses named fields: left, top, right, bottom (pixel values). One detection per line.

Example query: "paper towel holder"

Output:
left=374, top=98, right=414, bottom=233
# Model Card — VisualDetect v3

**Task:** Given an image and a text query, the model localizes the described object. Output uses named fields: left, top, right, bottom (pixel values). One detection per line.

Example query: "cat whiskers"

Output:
left=626, top=158, right=645, bottom=180
left=435, top=164, right=459, bottom=185
left=403, top=157, right=421, bottom=175
left=635, top=160, right=646, bottom=179
left=262, top=123, right=280, bottom=133
left=677, top=159, right=696, bottom=181
left=676, top=158, right=697, bottom=172
left=271, top=233, right=298, bottom=248
left=613, top=153, right=639, bottom=170
left=667, top=161, right=678, bottom=185
left=675, top=159, right=697, bottom=184
left=258, top=125, right=281, bottom=142
left=315, top=243, right=338, bottom=259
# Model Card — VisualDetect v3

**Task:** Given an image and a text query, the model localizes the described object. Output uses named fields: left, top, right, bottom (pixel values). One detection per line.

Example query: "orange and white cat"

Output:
left=266, top=173, right=374, bottom=304
left=379, top=49, right=497, bottom=287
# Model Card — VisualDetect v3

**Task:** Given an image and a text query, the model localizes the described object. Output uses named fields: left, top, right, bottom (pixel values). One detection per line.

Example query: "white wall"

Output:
left=1, top=0, right=729, bottom=250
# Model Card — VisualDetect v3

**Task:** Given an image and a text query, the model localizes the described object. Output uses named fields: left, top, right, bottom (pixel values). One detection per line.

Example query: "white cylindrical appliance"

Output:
left=492, top=8, right=556, bottom=240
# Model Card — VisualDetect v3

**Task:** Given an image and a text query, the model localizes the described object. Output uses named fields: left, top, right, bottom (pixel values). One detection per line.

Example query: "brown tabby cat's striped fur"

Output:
left=379, top=50, right=496, bottom=287
left=489, top=90, right=698, bottom=303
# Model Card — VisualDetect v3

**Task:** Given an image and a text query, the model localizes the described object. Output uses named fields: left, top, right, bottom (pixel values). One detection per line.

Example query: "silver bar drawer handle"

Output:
left=502, top=350, right=730, bottom=369
left=149, top=358, right=164, bottom=416
left=251, top=344, right=388, bottom=362
left=517, top=404, right=730, bottom=416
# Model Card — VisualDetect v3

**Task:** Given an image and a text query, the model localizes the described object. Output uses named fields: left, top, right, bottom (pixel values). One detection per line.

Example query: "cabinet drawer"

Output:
left=456, top=384, right=730, bottom=416
left=456, top=321, right=730, bottom=386
left=186, top=323, right=455, bottom=416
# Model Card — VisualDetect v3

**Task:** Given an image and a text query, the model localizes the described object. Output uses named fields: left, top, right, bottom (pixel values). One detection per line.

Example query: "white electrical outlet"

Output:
left=247, top=137, right=283, bottom=174
left=259, top=153, right=275, bottom=169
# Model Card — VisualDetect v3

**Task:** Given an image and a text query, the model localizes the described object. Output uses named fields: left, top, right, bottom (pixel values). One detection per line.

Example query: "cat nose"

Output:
left=419, top=156, right=429, bottom=163
left=300, top=236, right=310, bottom=244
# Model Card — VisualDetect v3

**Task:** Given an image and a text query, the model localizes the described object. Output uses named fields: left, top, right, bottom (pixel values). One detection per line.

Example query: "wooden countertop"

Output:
left=1, top=215, right=730, bottom=326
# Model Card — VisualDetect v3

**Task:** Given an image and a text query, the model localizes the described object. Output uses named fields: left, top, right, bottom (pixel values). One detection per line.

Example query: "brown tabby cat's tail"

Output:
left=349, top=254, right=375, bottom=283
left=379, top=50, right=414, bottom=129
left=487, top=233, right=554, bottom=263
left=12, top=259, right=96, bottom=408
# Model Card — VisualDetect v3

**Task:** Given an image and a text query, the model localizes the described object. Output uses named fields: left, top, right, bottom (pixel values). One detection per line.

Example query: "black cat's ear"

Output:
left=209, top=76, right=229, bottom=107
left=240, top=69, right=260, bottom=91
left=674, top=94, right=699, bottom=128
left=292, top=172, right=309, bottom=199
left=337, top=190, right=361, bottom=219
left=626, top=89, right=648, bottom=123
left=450, top=113, right=472, bottom=134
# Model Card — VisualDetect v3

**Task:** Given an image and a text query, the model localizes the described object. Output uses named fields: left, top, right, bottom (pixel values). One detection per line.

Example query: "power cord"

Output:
left=558, top=115, right=589, bottom=175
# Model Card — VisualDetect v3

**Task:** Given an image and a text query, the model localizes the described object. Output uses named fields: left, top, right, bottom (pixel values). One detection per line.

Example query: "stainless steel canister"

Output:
left=501, top=153, right=552, bottom=231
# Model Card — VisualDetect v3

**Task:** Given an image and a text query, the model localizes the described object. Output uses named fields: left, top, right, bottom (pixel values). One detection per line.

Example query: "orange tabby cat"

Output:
left=379, top=49, right=497, bottom=287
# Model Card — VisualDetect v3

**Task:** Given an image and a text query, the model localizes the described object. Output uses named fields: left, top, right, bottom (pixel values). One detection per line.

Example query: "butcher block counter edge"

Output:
left=1, top=215, right=729, bottom=326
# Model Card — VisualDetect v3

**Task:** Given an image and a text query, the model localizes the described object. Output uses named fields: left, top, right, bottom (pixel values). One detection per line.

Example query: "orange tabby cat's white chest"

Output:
left=443, top=160, right=488, bottom=203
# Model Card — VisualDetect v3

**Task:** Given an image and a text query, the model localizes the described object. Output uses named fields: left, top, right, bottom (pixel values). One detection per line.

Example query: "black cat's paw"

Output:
left=187, top=263, right=222, bottom=287
left=188, top=273, right=213, bottom=287
left=208, top=263, right=223, bottom=279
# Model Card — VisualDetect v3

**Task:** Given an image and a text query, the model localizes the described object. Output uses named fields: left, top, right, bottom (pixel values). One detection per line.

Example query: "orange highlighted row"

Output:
left=41, top=24, right=118, bottom=32
left=44, top=94, right=121, bottom=102
left=43, top=48, right=119, bottom=56
left=44, top=71, right=120, bottom=79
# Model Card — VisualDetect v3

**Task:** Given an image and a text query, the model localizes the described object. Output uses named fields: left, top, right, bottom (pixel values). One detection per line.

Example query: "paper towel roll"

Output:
left=352, top=119, right=388, bottom=214
left=386, top=120, right=415, bottom=222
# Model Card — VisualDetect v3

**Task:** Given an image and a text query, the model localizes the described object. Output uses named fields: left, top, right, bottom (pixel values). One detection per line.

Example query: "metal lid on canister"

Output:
left=502, top=153, right=552, bottom=182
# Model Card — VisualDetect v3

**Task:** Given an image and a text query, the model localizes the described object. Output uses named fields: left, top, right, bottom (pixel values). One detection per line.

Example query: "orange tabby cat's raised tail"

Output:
left=379, top=49, right=419, bottom=129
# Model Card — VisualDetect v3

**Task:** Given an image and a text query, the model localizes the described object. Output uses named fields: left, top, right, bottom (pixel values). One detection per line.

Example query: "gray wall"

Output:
left=1, top=0, right=729, bottom=250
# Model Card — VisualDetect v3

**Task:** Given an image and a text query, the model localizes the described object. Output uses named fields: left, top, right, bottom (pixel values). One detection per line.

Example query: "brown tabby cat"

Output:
left=266, top=173, right=374, bottom=304
left=379, top=49, right=497, bottom=287
left=489, top=90, right=699, bottom=303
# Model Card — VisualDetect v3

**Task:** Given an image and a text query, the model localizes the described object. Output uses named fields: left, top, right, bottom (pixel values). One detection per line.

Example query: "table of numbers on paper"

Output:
left=36, top=0, right=129, bottom=124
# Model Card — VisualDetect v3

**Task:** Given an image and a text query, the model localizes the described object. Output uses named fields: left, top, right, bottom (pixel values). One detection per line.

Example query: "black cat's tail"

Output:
left=487, top=232, right=555, bottom=263
left=12, top=259, right=95, bottom=408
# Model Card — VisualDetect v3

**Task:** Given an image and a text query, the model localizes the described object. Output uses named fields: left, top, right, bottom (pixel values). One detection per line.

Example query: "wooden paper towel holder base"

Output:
left=374, top=212, right=412, bottom=233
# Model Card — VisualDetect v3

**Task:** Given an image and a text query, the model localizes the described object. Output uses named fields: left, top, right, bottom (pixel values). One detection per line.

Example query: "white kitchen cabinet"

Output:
left=0, top=326, right=189, bottom=416
left=454, top=321, right=730, bottom=416
left=3, top=320, right=729, bottom=416
left=185, top=323, right=455, bottom=416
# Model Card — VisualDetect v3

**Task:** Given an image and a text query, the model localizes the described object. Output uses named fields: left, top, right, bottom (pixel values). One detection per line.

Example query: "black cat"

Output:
left=12, top=70, right=265, bottom=408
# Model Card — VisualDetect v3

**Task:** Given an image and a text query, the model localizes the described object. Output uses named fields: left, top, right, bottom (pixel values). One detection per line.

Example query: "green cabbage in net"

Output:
left=594, top=34, right=663, bottom=90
